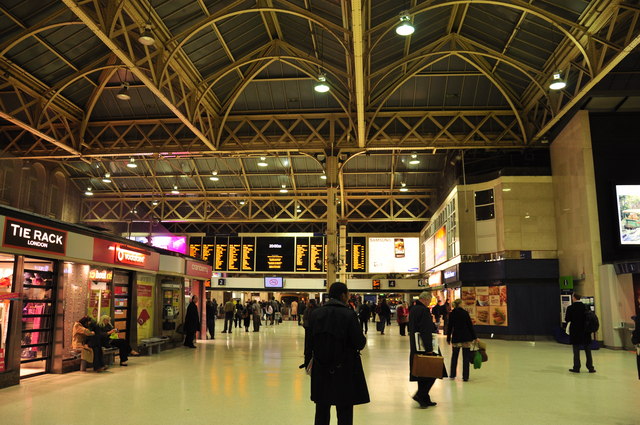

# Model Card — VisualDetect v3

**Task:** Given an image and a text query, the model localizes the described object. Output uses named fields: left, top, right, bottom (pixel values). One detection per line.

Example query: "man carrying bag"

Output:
left=409, top=291, right=445, bottom=408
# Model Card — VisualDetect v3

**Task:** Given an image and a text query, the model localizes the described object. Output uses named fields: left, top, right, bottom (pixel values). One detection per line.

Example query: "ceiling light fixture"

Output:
left=126, top=157, right=137, bottom=168
left=138, top=25, right=155, bottom=46
left=84, top=187, right=94, bottom=196
left=549, top=71, right=566, bottom=90
left=314, top=73, right=330, bottom=93
left=102, top=173, right=112, bottom=183
left=258, top=157, right=268, bottom=167
left=171, top=185, right=179, bottom=195
left=320, top=172, right=327, bottom=180
left=116, top=82, right=131, bottom=101
left=279, top=184, right=288, bottom=193
left=395, top=12, right=415, bottom=36
left=239, top=200, right=246, bottom=205
left=210, top=171, right=219, bottom=181
left=399, top=182, right=408, bottom=192
left=409, top=153, right=420, bottom=165
left=152, top=200, right=159, bottom=206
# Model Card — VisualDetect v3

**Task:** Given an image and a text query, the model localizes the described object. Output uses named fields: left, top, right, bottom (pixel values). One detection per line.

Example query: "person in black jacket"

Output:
left=206, top=298, right=216, bottom=339
left=304, top=282, right=369, bottom=425
left=564, top=293, right=595, bottom=373
left=183, top=295, right=200, bottom=348
left=409, top=291, right=438, bottom=408
left=358, top=302, right=371, bottom=334
left=446, top=298, right=477, bottom=381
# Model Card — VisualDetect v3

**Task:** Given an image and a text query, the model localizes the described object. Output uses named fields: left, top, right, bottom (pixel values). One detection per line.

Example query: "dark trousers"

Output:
left=450, top=346, right=471, bottom=379
left=414, top=378, right=436, bottom=402
left=223, top=312, right=233, bottom=332
left=206, top=319, right=215, bottom=339
left=399, top=322, right=407, bottom=336
left=183, top=331, right=196, bottom=347
left=572, top=343, right=594, bottom=370
left=314, top=404, right=353, bottom=425
left=359, top=318, right=368, bottom=334
left=110, top=339, right=130, bottom=363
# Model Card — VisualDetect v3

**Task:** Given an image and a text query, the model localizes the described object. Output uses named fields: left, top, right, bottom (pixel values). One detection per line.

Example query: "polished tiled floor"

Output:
left=1, top=321, right=639, bottom=425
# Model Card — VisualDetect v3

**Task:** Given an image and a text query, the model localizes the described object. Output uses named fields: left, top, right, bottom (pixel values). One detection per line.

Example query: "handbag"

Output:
left=412, top=353, right=445, bottom=379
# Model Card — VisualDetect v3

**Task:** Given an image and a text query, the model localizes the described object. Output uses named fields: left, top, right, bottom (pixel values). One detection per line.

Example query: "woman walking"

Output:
left=446, top=299, right=477, bottom=382
left=396, top=302, right=409, bottom=336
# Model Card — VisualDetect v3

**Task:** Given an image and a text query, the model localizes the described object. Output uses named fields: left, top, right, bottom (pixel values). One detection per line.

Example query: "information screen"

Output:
left=255, top=237, right=295, bottom=271
left=213, top=237, right=228, bottom=271
left=296, top=237, right=310, bottom=272
left=368, top=237, right=419, bottom=273
left=227, top=237, right=242, bottom=271
left=264, top=277, right=284, bottom=288
left=309, top=237, right=324, bottom=272
left=241, top=237, right=255, bottom=271
left=351, top=237, right=366, bottom=272
left=201, top=237, right=215, bottom=263
left=189, top=237, right=202, bottom=258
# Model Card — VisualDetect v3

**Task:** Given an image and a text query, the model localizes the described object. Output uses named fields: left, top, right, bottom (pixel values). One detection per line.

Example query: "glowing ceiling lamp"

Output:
left=116, top=82, right=131, bottom=101
left=279, top=184, right=288, bottom=193
left=171, top=185, right=180, bottom=195
left=399, top=182, right=408, bottom=192
left=138, top=25, right=155, bottom=46
left=395, top=12, right=415, bottom=36
left=102, top=173, right=112, bottom=183
left=409, top=153, right=420, bottom=165
left=126, top=157, right=137, bottom=168
left=210, top=171, right=219, bottom=181
left=549, top=71, right=566, bottom=90
left=314, top=73, right=330, bottom=93
left=85, top=187, right=94, bottom=196
left=257, top=157, right=268, bottom=167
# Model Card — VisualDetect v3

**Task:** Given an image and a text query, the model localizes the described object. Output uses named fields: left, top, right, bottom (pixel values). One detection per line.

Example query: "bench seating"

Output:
left=139, top=337, right=169, bottom=355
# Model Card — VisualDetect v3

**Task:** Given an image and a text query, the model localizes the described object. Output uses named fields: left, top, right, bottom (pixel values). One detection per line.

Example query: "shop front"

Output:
left=184, top=260, right=212, bottom=337
left=442, top=259, right=560, bottom=338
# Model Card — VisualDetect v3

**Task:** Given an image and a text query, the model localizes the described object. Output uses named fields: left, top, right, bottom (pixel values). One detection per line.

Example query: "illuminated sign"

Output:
left=3, top=218, right=67, bottom=255
left=434, top=227, right=447, bottom=264
left=368, top=237, right=419, bottom=273
left=89, top=269, right=113, bottom=281
left=444, top=270, right=456, bottom=279
left=115, top=245, right=147, bottom=266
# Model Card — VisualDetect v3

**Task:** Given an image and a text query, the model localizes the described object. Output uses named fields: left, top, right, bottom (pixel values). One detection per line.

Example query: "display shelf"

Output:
left=21, top=328, right=50, bottom=333
left=20, top=356, right=49, bottom=364
left=21, top=342, right=49, bottom=348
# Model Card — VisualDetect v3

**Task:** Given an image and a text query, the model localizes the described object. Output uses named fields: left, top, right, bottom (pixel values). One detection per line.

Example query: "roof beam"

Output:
left=61, top=0, right=217, bottom=152
left=0, top=110, right=82, bottom=156
left=350, top=0, right=366, bottom=149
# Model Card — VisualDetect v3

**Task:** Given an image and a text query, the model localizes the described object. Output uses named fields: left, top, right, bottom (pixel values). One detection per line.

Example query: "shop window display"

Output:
left=62, top=263, right=91, bottom=358
left=0, top=254, right=16, bottom=373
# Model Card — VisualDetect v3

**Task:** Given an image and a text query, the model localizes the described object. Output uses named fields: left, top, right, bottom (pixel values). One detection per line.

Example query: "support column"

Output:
left=339, top=223, right=347, bottom=284
left=326, top=155, right=339, bottom=289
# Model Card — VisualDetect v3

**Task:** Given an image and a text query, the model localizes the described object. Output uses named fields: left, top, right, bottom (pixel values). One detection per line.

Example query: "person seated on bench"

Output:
left=99, top=315, right=139, bottom=366
left=72, top=316, right=106, bottom=372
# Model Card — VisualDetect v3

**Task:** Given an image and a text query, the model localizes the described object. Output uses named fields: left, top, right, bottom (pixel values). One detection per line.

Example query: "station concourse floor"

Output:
left=1, top=321, right=639, bottom=425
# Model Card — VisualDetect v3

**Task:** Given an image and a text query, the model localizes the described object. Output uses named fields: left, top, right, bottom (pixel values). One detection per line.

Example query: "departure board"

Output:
left=241, top=237, right=256, bottom=271
left=255, top=237, right=295, bottom=271
left=295, top=237, right=310, bottom=271
left=213, top=237, right=228, bottom=271
left=310, top=237, right=324, bottom=272
left=351, top=237, right=366, bottom=272
left=227, top=237, right=242, bottom=271
left=201, top=237, right=215, bottom=263
left=189, top=237, right=202, bottom=258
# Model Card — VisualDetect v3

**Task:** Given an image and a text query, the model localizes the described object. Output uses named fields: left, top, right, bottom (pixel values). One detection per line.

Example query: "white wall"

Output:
left=599, top=264, right=636, bottom=348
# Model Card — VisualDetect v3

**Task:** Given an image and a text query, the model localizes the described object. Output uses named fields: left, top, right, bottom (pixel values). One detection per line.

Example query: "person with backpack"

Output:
left=565, top=293, right=596, bottom=373
left=303, top=282, right=369, bottom=425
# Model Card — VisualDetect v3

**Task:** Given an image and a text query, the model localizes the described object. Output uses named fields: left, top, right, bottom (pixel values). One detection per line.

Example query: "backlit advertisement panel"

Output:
left=434, top=226, right=447, bottom=264
left=368, top=237, right=419, bottom=273
left=616, top=185, right=640, bottom=245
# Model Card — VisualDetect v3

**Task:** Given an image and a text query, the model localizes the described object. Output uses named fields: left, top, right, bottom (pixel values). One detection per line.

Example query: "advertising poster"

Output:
left=461, top=286, right=508, bottom=326
left=616, top=185, right=640, bottom=245
left=490, top=306, right=508, bottom=326
left=368, top=237, right=420, bottom=273
left=461, top=287, right=476, bottom=307
left=476, top=287, right=489, bottom=306
left=434, top=227, right=447, bottom=264
left=136, top=275, right=155, bottom=342
left=476, top=306, right=490, bottom=325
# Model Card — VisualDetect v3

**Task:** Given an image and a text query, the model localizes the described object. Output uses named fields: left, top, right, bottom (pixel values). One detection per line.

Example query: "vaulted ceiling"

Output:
left=0, top=0, right=639, bottom=225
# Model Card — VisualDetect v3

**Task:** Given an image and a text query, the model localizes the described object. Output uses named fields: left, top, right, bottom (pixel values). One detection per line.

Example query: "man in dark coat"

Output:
left=304, top=282, right=369, bottom=425
left=205, top=298, right=216, bottom=340
left=183, top=295, right=200, bottom=348
left=358, top=302, right=371, bottom=334
left=409, top=291, right=438, bottom=408
left=564, top=293, right=595, bottom=373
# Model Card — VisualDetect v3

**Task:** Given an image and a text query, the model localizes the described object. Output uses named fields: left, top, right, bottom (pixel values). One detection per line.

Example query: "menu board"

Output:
left=368, top=237, right=419, bottom=273
left=201, top=237, right=215, bottom=263
left=296, top=237, right=310, bottom=271
left=309, top=237, right=324, bottom=272
left=241, top=237, right=255, bottom=271
left=255, top=237, right=295, bottom=271
left=213, top=237, right=228, bottom=271
left=461, top=285, right=508, bottom=326
left=227, top=237, right=242, bottom=271
left=189, top=236, right=202, bottom=258
left=351, top=237, right=366, bottom=272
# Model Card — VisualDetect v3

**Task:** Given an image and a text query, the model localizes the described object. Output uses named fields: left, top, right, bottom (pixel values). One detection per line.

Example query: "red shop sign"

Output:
left=115, top=245, right=147, bottom=266
left=93, top=239, right=159, bottom=271
left=185, top=260, right=212, bottom=279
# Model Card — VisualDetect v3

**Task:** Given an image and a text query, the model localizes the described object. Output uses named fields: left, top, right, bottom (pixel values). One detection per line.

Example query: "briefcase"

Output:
left=412, top=354, right=445, bottom=379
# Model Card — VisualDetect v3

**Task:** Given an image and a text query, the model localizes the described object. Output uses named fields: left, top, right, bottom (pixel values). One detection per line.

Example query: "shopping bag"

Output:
left=478, top=340, right=488, bottom=362
left=473, top=350, right=483, bottom=369
left=412, top=354, right=445, bottom=379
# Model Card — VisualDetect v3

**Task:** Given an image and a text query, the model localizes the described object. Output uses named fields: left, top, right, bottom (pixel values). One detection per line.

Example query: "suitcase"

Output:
left=411, top=354, right=445, bottom=379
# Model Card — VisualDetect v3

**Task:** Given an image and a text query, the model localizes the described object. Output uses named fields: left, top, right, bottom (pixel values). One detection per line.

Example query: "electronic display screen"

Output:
left=227, top=237, right=242, bottom=271
left=296, top=237, right=310, bottom=272
left=201, top=237, right=215, bottom=263
left=241, top=237, right=255, bottom=271
left=616, top=185, right=640, bottom=245
left=368, top=237, right=420, bottom=273
left=189, top=236, right=202, bottom=258
left=213, top=236, right=228, bottom=271
left=255, top=237, right=295, bottom=271
left=309, top=237, right=324, bottom=272
left=351, top=237, right=366, bottom=272
left=264, top=276, right=284, bottom=288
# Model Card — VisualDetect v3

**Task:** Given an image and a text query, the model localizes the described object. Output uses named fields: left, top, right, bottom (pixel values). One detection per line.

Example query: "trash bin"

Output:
left=618, top=323, right=636, bottom=350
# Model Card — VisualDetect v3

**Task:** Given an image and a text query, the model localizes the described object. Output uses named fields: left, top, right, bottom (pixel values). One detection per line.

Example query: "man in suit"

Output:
left=409, top=291, right=438, bottom=408
left=565, top=293, right=596, bottom=373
